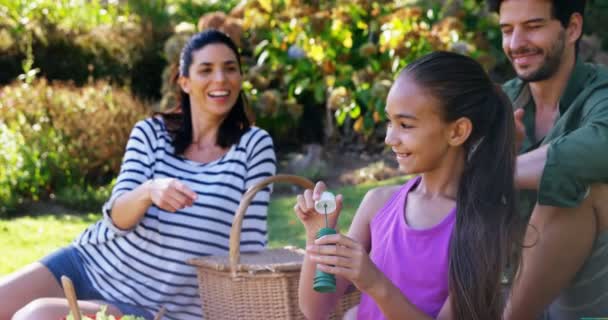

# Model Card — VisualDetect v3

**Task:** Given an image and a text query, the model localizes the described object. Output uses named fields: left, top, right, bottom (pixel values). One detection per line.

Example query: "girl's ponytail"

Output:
left=449, top=84, right=520, bottom=320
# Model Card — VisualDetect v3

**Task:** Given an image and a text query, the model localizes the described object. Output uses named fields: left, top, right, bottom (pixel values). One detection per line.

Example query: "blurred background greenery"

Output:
left=0, top=0, right=607, bottom=255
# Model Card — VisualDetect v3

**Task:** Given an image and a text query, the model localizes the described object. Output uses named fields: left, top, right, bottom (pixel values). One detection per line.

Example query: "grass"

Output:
left=267, top=176, right=408, bottom=248
left=0, top=213, right=99, bottom=276
left=0, top=176, right=407, bottom=276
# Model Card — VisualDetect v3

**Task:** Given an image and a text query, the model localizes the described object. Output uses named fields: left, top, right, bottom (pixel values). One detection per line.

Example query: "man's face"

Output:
left=499, top=0, right=567, bottom=82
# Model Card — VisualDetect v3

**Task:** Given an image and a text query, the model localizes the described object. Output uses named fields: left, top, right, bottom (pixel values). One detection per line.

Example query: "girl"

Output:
left=1, top=30, right=276, bottom=320
left=295, top=51, right=522, bottom=320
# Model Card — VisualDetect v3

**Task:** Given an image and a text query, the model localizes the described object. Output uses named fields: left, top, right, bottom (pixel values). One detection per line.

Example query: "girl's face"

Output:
left=384, top=77, right=454, bottom=174
left=179, top=43, right=242, bottom=118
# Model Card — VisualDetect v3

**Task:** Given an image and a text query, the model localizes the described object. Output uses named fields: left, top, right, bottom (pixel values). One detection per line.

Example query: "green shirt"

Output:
left=503, top=60, right=608, bottom=318
left=502, top=59, right=608, bottom=213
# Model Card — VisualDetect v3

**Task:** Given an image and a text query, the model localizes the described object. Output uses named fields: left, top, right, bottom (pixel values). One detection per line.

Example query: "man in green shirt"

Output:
left=491, top=0, right=608, bottom=319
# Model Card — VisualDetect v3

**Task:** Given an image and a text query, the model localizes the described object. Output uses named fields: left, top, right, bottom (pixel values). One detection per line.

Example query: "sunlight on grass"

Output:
left=0, top=213, right=99, bottom=275
left=0, top=176, right=409, bottom=276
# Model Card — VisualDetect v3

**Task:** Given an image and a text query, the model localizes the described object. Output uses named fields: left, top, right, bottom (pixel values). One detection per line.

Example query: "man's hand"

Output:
left=514, top=109, right=525, bottom=151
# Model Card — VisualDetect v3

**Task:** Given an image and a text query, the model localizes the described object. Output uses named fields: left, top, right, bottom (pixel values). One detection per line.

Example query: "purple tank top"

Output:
left=357, top=176, right=456, bottom=319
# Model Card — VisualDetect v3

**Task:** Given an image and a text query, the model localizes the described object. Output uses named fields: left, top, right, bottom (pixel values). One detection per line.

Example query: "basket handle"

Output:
left=229, top=174, right=314, bottom=274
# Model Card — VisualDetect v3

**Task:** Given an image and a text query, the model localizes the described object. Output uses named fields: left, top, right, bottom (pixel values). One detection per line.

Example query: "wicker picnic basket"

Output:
left=188, top=174, right=360, bottom=319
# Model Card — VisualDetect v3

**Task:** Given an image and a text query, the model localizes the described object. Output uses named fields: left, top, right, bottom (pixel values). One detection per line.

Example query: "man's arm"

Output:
left=508, top=100, right=608, bottom=319
left=516, top=99, right=608, bottom=207
left=515, top=144, right=548, bottom=190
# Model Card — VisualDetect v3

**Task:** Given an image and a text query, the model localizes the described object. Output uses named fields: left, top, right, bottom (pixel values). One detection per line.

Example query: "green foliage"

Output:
left=0, top=0, right=168, bottom=99
left=0, top=80, right=147, bottom=215
left=236, top=0, right=499, bottom=147
left=165, top=0, right=241, bottom=24
left=0, top=119, right=74, bottom=215
left=0, top=0, right=129, bottom=76
left=55, top=181, right=114, bottom=213
left=0, top=124, right=26, bottom=213
left=0, top=0, right=126, bottom=33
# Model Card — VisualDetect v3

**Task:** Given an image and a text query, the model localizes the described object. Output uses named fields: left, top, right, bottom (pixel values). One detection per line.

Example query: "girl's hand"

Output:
left=307, top=233, right=383, bottom=293
left=147, top=178, right=197, bottom=212
left=294, top=181, right=343, bottom=235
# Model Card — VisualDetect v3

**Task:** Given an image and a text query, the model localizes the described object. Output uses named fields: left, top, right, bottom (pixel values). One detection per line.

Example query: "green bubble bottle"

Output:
left=313, top=191, right=337, bottom=293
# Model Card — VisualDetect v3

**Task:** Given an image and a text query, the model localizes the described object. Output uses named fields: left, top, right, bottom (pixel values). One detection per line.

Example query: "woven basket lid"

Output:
left=188, top=247, right=304, bottom=274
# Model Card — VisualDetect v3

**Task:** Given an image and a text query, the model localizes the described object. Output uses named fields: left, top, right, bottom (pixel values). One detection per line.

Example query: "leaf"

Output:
left=257, top=50, right=269, bottom=67
left=314, top=84, right=325, bottom=104
left=336, top=109, right=347, bottom=126
left=259, top=0, right=273, bottom=13
left=349, top=104, right=361, bottom=119
left=254, top=40, right=270, bottom=56
left=294, top=78, right=310, bottom=95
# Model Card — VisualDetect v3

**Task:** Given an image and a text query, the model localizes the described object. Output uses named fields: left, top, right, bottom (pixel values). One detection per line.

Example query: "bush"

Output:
left=0, top=0, right=168, bottom=99
left=163, top=0, right=242, bottom=25
left=0, top=79, right=147, bottom=215
left=0, top=123, right=26, bottom=214
left=54, top=180, right=114, bottom=213
left=230, top=0, right=499, bottom=148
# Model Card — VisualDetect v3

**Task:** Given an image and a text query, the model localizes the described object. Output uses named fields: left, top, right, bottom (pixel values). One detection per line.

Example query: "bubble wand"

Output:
left=313, top=191, right=337, bottom=293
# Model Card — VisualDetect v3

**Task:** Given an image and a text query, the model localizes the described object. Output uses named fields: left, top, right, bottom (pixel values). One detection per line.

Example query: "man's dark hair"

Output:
left=489, top=0, right=586, bottom=28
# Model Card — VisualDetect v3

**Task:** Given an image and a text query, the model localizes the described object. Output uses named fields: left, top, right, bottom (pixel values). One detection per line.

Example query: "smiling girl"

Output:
left=295, top=51, right=523, bottom=320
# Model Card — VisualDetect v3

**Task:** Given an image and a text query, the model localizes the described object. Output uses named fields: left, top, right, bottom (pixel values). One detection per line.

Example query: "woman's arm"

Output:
left=104, top=119, right=196, bottom=231
left=111, top=178, right=197, bottom=229
left=110, top=180, right=153, bottom=229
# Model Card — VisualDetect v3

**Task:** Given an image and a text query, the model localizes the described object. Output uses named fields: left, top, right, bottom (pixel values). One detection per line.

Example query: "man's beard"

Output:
left=511, top=31, right=566, bottom=82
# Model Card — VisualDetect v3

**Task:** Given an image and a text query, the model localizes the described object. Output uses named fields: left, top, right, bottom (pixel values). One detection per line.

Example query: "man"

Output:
left=491, top=0, right=608, bottom=319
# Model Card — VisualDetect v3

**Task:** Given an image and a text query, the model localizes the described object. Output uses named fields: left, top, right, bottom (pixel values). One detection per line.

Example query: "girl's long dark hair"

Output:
left=160, top=29, right=250, bottom=155
left=402, top=51, right=523, bottom=320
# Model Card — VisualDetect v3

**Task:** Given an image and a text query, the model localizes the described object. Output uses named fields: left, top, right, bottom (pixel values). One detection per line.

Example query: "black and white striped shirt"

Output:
left=74, top=117, right=277, bottom=319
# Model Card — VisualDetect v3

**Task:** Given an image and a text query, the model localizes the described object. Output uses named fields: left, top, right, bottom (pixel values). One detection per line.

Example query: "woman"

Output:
left=0, top=29, right=277, bottom=320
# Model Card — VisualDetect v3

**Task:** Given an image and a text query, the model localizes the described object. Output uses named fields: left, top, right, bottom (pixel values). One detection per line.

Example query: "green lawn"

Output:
left=0, top=213, right=99, bottom=276
left=0, top=177, right=406, bottom=276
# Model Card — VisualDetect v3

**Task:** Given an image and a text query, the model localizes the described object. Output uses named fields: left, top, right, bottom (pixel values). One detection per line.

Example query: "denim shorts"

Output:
left=41, top=246, right=154, bottom=319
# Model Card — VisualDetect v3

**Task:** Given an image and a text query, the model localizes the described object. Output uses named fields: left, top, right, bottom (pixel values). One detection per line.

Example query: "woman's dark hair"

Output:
left=160, top=29, right=250, bottom=155
left=401, top=51, right=523, bottom=320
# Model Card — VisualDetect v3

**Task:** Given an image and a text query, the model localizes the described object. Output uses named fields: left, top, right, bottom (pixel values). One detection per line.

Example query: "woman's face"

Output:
left=180, top=43, right=242, bottom=118
left=384, top=77, right=453, bottom=174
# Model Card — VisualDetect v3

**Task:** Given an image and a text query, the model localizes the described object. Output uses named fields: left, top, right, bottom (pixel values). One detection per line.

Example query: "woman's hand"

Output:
left=147, top=178, right=197, bottom=212
left=307, top=233, right=383, bottom=293
left=294, top=181, right=343, bottom=236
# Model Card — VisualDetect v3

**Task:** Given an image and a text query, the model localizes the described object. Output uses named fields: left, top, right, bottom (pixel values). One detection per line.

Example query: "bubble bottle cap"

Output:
left=314, top=191, right=336, bottom=214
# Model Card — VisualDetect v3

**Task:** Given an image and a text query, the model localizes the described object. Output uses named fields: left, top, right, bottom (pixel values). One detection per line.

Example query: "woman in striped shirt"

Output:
left=1, top=29, right=277, bottom=320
